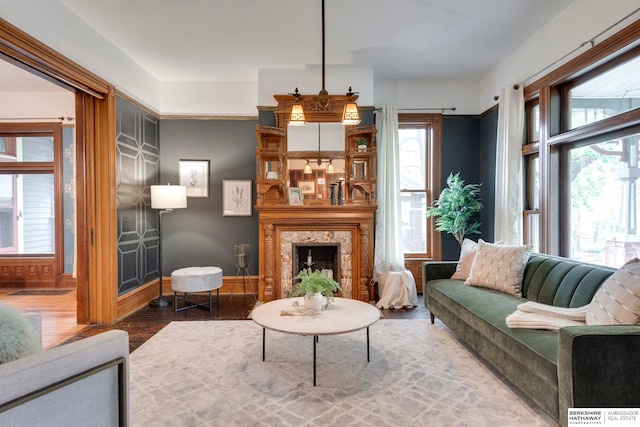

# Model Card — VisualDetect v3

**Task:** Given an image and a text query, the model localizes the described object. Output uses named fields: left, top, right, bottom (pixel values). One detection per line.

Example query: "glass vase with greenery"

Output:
left=426, top=172, right=483, bottom=246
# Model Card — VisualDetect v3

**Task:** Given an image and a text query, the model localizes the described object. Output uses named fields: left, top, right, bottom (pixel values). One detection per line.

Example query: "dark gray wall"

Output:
left=478, top=105, right=498, bottom=243
left=439, top=107, right=498, bottom=260
left=115, top=96, right=160, bottom=295
left=440, top=116, right=481, bottom=260
left=159, top=119, right=259, bottom=277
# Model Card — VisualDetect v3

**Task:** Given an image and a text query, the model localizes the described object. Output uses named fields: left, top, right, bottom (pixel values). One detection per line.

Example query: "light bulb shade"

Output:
left=151, top=184, right=187, bottom=209
left=341, top=102, right=361, bottom=125
left=303, top=160, right=312, bottom=174
left=327, top=160, right=335, bottom=173
left=289, top=103, right=307, bottom=126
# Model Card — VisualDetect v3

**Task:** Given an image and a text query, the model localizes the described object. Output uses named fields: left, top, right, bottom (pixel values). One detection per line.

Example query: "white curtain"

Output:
left=494, top=85, right=525, bottom=245
left=374, top=106, right=404, bottom=275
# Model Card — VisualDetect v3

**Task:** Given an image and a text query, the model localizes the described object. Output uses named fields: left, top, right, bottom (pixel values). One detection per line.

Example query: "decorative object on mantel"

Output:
left=288, top=187, right=304, bottom=206
left=288, top=0, right=360, bottom=126
left=357, top=138, right=367, bottom=151
left=289, top=267, right=342, bottom=311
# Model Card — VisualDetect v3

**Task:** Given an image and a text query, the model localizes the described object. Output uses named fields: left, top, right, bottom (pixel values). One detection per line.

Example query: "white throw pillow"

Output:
left=451, top=238, right=478, bottom=280
left=464, top=239, right=532, bottom=296
left=586, top=258, right=640, bottom=325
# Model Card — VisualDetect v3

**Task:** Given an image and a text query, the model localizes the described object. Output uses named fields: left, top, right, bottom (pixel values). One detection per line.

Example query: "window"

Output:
left=398, top=114, right=441, bottom=260
left=0, top=125, right=62, bottom=255
left=523, top=20, right=640, bottom=267
left=566, top=132, right=640, bottom=266
left=567, top=53, right=640, bottom=130
left=399, top=127, right=427, bottom=254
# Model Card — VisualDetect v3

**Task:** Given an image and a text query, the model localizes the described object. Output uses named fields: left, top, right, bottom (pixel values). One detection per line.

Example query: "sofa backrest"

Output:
left=522, top=253, right=616, bottom=308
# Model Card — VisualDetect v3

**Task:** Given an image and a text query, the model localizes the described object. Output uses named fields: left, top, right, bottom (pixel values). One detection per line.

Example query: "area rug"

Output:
left=129, top=319, right=556, bottom=427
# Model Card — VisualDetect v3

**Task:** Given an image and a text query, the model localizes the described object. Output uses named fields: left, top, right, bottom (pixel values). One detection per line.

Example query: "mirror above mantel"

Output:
left=254, top=93, right=376, bottom=207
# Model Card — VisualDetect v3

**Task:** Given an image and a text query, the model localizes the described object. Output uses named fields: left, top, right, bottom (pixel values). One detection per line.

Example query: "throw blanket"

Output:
left=376, top=270, right=418, bottom=309
left=506, top=301, right=588, bottom=331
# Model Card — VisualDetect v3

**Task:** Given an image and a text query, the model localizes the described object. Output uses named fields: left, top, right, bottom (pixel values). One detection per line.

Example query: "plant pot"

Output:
left=358, top=145, right=367, bottom=152
left=304, top=292, right=324, bottom=311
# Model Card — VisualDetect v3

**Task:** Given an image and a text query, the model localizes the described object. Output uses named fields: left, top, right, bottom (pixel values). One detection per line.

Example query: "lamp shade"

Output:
left=151, top=184, right=187, bottom=209
left=341, top=102, right=361, bottom=125
left=289, top=103, right=307, bottom=126
left=327, top=159, right=335, bottom=173
left=303, top=160, right=312, bottom=174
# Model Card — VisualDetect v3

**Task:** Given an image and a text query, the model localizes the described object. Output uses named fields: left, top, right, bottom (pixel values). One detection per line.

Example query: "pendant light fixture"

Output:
left=289, top=0, right=360, bottom=125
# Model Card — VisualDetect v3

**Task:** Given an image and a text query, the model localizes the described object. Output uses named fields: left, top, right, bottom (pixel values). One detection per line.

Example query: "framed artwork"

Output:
left=298, top=180, right=316, bottom=195
left=222, top=180, right=252, bottom=216
left=179, top=159, right=209, bottom=198
left=288, top=187, right=304, bottom=206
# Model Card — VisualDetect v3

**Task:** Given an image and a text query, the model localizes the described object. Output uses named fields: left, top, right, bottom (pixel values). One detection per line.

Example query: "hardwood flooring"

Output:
left=0, top=290, right=429, bottom=352
left=0, top=289, right=85, bottom=349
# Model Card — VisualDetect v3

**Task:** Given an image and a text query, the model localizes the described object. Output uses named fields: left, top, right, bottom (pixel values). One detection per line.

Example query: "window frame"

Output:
left=523, top=19, right=640, bottom=259
left=0, top=122, right=63, bottom=258
left=397, top=113, right=441, bottom=261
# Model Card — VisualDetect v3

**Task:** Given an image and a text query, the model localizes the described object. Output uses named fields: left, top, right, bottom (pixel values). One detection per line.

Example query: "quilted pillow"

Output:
left=586, top=258, right=640, bottom=325
left=451, top=238, right=478, bottom=280
left=465, top=239, right=532, bottom=296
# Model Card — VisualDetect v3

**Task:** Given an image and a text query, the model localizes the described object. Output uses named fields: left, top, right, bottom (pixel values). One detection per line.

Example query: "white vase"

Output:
left=304, top=293, right=324, bottom=311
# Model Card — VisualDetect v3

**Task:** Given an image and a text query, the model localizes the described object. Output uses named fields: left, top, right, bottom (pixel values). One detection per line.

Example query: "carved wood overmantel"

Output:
left=256, top=205, right=375, bottom=302
left=255, top=93, right=377, bottom=302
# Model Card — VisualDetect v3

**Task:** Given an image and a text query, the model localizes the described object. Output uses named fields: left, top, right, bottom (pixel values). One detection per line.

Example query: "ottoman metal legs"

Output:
left=173, top=289, right=219, bottom=313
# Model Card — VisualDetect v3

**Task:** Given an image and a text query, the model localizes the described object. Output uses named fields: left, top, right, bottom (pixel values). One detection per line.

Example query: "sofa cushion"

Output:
left=522, top=254, right=615, bottom=307
left=428, top=279, right=559, bottom=389
left=586, top=258, right=640, bottom=325
left=0, top=302, right=41, bottom=364
left=465, top=240, right=532, bottom=296
left=451, top=238, right=478, bottom=280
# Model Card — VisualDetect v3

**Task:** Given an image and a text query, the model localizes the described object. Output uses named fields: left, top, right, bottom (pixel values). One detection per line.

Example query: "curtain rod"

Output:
left=375, top=107, right=457, bottom=113
left=493, top=7, right=640, bottom=100
left=0, top=116, right=74, bottom=122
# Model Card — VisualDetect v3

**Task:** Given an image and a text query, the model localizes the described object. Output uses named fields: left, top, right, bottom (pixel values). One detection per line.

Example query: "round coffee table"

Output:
left=251, top=297, right=381, bottom=386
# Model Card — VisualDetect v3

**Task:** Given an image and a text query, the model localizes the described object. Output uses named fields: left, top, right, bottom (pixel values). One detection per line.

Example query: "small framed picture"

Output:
left=222, top=180, right=252, bottom=216
left=288, top=187, right=304, bottom=206
left=179, top=159, right=209, bottom=198
left=298, top=180, right=316, bottom=195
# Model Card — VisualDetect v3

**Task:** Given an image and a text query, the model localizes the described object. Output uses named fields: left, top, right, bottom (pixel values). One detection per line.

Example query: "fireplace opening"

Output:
left=293, top=243, right=340, bottom=281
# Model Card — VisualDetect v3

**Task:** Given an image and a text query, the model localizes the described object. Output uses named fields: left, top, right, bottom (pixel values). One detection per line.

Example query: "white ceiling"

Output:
left=48, top=0, right=574, bottom=84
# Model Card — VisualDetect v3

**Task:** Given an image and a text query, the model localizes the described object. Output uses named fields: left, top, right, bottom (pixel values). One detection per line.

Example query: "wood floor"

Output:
left=0, top=290, right=429, bottom=352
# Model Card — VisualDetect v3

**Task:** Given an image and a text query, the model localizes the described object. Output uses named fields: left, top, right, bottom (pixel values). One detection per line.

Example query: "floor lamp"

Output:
left=150, top=184, right=187, bottom=307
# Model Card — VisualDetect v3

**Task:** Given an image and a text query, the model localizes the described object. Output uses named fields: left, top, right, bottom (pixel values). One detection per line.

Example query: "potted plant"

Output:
left=426, top=172, right=482, bottom=246
left=357, top=138, right=368, bottom=152
left=289, top=268, right=342, bottom=311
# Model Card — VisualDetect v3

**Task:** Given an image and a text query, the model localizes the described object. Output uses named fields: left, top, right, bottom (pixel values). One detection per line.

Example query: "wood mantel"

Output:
left=256, top=205, right=376, bottom=302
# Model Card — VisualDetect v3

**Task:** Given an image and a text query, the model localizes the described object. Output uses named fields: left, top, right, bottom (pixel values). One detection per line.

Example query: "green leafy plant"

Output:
left=289, top=268, right=342, bottom=298
left=426, top=172, right=483, bottom=246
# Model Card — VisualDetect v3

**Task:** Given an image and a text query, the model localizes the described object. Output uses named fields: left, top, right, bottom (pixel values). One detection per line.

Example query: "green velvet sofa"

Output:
left=423, top=253, right=640, bottom=427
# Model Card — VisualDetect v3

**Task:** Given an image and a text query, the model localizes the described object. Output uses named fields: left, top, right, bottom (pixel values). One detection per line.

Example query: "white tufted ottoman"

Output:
left=171, top=266, right=223, bottom=313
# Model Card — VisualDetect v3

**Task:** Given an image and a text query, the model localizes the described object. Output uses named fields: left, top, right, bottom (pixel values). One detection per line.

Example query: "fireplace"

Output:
left=293, top=243, right=340, bottom=280
left=256, top=205, right=375, bottom=302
